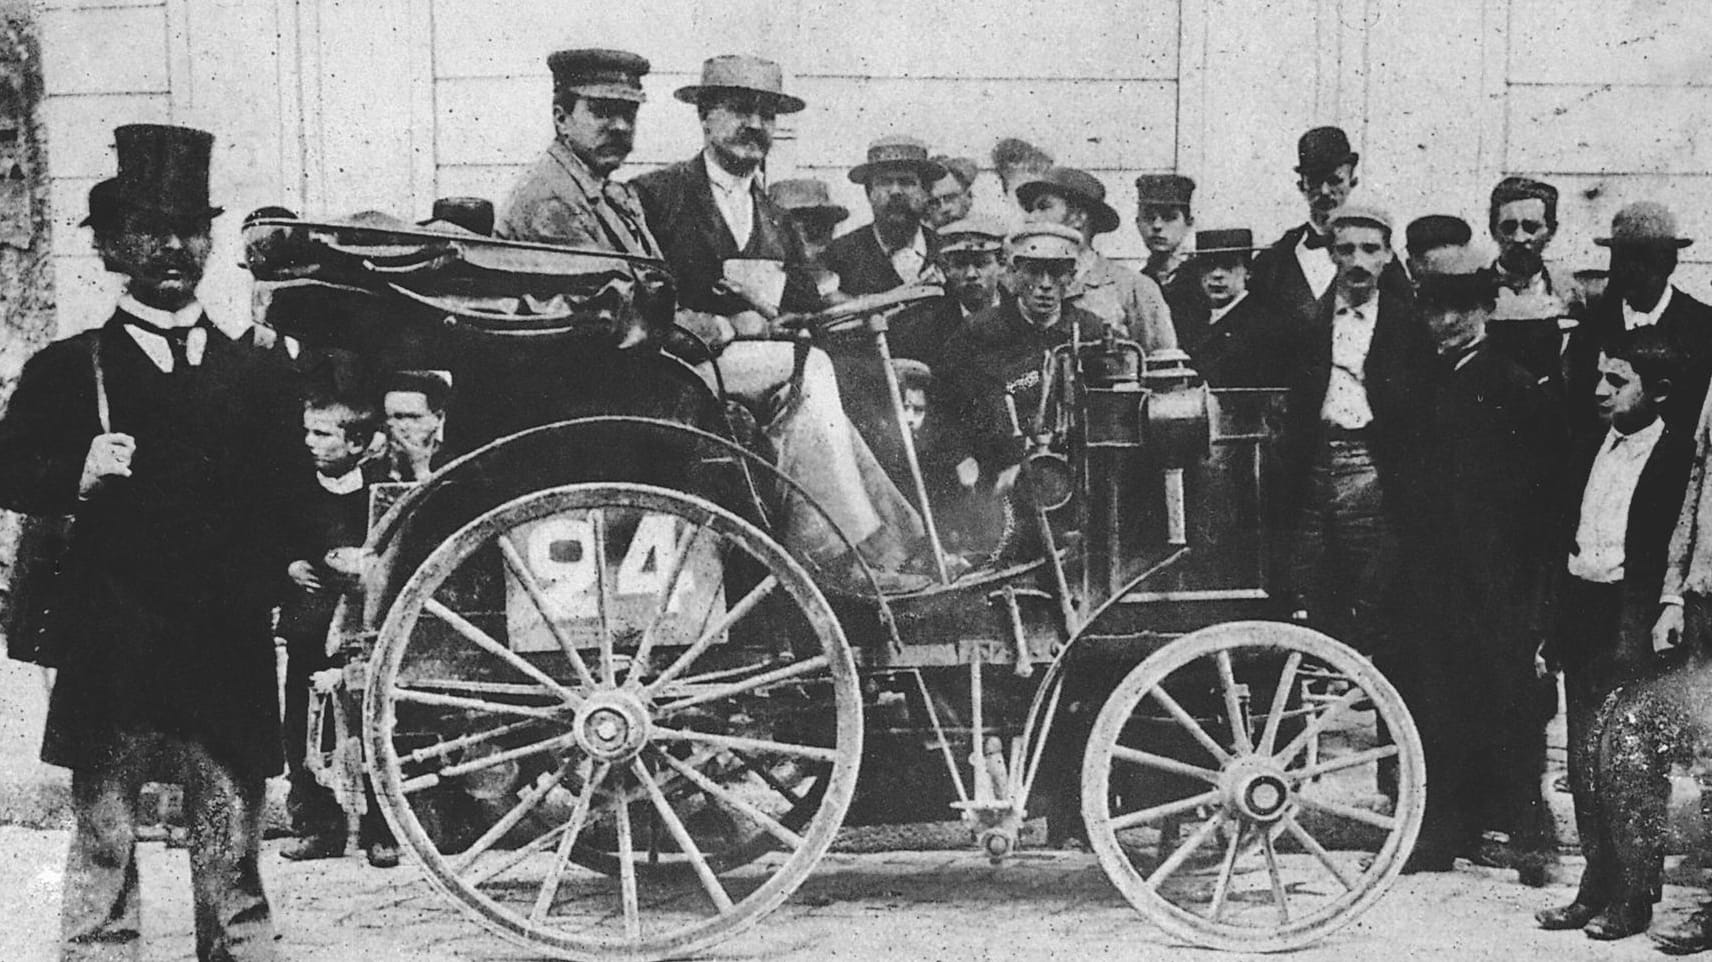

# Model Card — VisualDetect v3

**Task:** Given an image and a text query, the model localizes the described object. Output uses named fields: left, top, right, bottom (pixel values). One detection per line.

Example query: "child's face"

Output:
left=902, top=387, right=929, bottom=435
left=303, top=408, right=366, bottom=476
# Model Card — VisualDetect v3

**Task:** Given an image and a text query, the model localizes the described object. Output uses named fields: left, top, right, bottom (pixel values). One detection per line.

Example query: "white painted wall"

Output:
left=34, top=0, right=1712, bottom=336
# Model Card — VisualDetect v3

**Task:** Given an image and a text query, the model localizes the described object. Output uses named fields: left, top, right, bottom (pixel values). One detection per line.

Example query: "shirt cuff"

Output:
left=1662, top=594, right=1685, bottom=606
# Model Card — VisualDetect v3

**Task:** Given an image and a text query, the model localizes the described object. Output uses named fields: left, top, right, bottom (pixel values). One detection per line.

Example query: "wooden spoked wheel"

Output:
left=366, top=483, right=862, bottom=962
left=1081, top=621, right=1424, bottom=952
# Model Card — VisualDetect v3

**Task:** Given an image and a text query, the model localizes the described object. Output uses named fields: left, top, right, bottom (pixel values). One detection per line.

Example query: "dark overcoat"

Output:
left=822, top=222, right=941, bottom=297
left=1185, top=292, right=1301, bottom=389
left=1250, top=222, right=1413, bottom=334
left=1564, top=286, right=1712, bottom=438
left=0, top=314, right=306, bottom=777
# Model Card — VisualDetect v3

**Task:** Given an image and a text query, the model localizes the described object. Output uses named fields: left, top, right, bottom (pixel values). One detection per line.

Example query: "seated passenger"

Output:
left=497, top=49, right=926, bottom=590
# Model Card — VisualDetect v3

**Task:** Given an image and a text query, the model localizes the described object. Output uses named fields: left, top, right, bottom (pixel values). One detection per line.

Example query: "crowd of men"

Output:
left=9, top=42, right=1712, bottom=962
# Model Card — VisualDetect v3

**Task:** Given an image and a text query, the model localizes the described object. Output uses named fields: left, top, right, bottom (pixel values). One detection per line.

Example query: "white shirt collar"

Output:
left=1606, top=416, right=1665, bottom=455
left=1334, top=292, right=1375, bottom=317
left=317, top=465, right=366, bottom=496
left=703, top=149, right=757, bottom=198
left=1623, top=284, right=1675, bottom=331
left=120, top=294, right=202, bottom=329
left=1208, top=291, right=1248, bottom=327
left=118, top=296, right=208, bottom=373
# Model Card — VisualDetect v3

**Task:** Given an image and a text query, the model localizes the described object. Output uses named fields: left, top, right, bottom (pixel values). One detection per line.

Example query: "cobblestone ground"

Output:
left=6, top=825, right=1712, bottom=962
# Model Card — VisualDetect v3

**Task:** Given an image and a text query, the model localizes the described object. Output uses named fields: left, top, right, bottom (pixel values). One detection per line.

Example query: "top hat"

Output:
left=848, top=136, right=947, bottom=186
left=1296, top=126, right=1359, bottom=175
left=1596, top=201, right=1693, bottom=248
left=1327, top=203, right=1394, bottom=236
left=769, top=178, right=848, bottom=223
left=82, top=124, right=222, bottom=227
left=1135, top=174, right=1196, bottom=209
left=937, top=215, right=1007, bottom=254
left=674, top=55, right=805, bottom=114
left=548, top=48, right=649, bottom=103
left=1007, top=223, right=1083, bottom=263
left=1015, top=167, right=1120, bottom=236
left=1190, top=227, right=1257, bottom=265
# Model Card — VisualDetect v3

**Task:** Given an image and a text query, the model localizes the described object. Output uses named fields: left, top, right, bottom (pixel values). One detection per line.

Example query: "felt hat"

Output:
left=1135, top=174, right=1196, bottom=208
left=769, top=178, right=848, bottom=223
left=548, top=48, right=649, bottom=103
left=1296, top=126, right=1358, bottom=176
left=936, top=215, right=1007, bottom=254
left=1015, top=167, right=1120, bottom=236
left=1006, top=223, right=1083, bottom=263
left=848, top=135, right=946, bottom=186
left=674, top=55, right=805, bottom=114
left=82, top=124, right=223, bottom=227
left=1595, top=201, right=1693, bottom=248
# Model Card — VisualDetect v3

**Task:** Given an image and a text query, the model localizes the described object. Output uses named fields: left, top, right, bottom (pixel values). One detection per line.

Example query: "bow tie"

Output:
left=1303, top=231, right=1329, bottom=251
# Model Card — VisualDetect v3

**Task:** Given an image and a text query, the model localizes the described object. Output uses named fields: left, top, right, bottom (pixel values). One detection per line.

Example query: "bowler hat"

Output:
left=848, top=136, right=947, bottom=186
left=937, top=215, right=1007, bottom=254
left=1007, top=223, right=1082, bottom=263
left=1135, top=174, right=1196, bottom=208
left=674, top=55, right=805, bottom=114
left=82, top=124, right=223, bottom=227
left=1595, top=201, right=1693, bottom=248
left=548, top=48, right=649, bottom=103
left=769, top=178, right=848, bottom=224
left=1015, top=167, right=1120, bottom=236
left=1296, top=126, right=1358, bottom=176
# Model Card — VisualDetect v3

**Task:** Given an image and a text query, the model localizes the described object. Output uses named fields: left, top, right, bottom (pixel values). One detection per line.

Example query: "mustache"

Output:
left=732, top=128, right=771, bottom=148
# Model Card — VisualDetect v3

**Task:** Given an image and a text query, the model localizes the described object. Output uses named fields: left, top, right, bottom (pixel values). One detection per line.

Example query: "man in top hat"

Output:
left=496, top=48, right=658, bottom=257
left=0, top=124, right=302, bottom=961
left=822, top=136, right=946, bottom=296
left=1405, top=244, right=1565, bottom=878
left=1251, top=126, right=1410, bottom=333
left=1489, top=176, right=1561, bottom=296
left=1279, top=204, right=1435, bottom=669
left=926, top=155, right=978, bottom=230
left=1181, top=228, right=1295, bottom=388
left=888, top=215, right=1008, bottom=368
left=769, top=177, right=847, bottom=274
left=631, top=55, right=928, bottom=590
left=1565, top=201, right=1712, bottom=437
left=1017, top=166, right=1177, bottom=353
left=1135, top=173, right=1199, bottom=313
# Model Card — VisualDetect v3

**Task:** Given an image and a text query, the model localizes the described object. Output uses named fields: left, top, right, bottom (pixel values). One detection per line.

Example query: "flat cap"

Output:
left=548, top=48, right=649, bottom=103
left=1327, top=204, right=1394, bottom=236
left=1405, top=214, right=1472, bottom=256
left=937, top=215, right=1007, bottom=254
left=1135, top=174, right=1196, bottom=208
left=1007, top=223, right=1083, bottom=263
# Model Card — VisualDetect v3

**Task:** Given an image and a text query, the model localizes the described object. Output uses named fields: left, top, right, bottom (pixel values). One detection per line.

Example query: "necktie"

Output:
left=123, top=316, right=194, bottom=370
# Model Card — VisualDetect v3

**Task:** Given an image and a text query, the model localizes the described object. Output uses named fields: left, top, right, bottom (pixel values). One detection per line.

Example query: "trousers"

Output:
left=1283, top=435, right=1399, bottom=652
left=61, top=727, right=277, bottom=962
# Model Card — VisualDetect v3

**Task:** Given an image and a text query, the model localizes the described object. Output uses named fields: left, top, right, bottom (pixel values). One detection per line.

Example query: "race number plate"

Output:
left=504, top=511, right=727, bottom=652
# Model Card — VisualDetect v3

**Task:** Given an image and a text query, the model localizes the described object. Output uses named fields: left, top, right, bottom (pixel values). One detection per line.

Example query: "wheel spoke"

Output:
left=498, top=533, right=600, bottom=690
left=1148, top=811, right=1226, bottom=889
left=1215, top=650, right=1254, bottom=754
left=402, top=731, right=580, bottom=794
left=1147, top=686, right=1233, bottom=764
left=656, top=655, right=831, bottom=715
left=402, top=719, right=542, bottom=765
left=1258, top=651, right=1302, bottom=755
left=592, top=509, right=617, bottom=686
left=645, top=575, right=778, bottom=695
left=1208, top=819, right=1245, bottom=922
left=1290, top=744, right=1400, bottom=783
left=531, top=758, right=608, bottom=922
left=1281, top=815, right=1357, bottom=891
left=424, top=599, right=583, bottom=706
left=623, top=523, right=707, bottom=688
left=392, top=687, right=561, bottom=720
left=447, top=756, right=577, bottom=873
left=653, top=726, right=841, bottom=764
left=733, top=752, right=808, bottom=808
left=1111, top=745, right=1221, bottom=784
left=1262, top=831, right=1290, bottom=923
left=1295, top=794, right=1398, bottom=832
left=634, top=760, right=735, bottom=912
left=1275, top=685, right=1366, bottom=767
left=615, top=789, right=641, bottom=940
left=1112, top=789, right=1223, bottom=832
left=654, top=749, right=807, bottom=850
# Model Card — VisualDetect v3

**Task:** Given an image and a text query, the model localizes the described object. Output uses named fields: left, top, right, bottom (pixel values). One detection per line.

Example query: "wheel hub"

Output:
left=1222, top=756, right=1293, bottom=823
left=573, top=691, right=651, bottom=762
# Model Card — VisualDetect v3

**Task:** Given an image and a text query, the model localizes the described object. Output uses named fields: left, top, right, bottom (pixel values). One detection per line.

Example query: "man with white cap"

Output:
left=823, top=136, right=946, bottom=296
left=888, top=215, right=1008, bottom=368
left=1565, top=201, right=1712, bottom=436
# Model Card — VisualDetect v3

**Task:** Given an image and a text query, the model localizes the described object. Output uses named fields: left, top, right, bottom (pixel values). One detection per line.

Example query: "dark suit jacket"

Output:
left=631, top=155, right=821, bottom=317
left=823, top=222, right=941, bottom=297
left=1251, top=223, right=1412, bottom=332
left=0, top=313, right=305, bottom=776
left=1564, top=286, right=1712, bottom=438
left=1543, top=422, right=1694, bottom=670
left=1281, top=290, right=1437, bottom=519
left=1186, top=292, right=1300, bottom=388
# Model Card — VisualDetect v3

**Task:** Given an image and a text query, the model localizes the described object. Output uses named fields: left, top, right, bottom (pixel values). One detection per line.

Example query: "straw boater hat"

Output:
left=1188, top=228, right=1258, bottom=269
left=1595, top=201, right=1693, bottom=248
left=547, top=48, right=649, bottom=103
left=848, top=136, right=947, bottom=186
left=82, top=124, right=223, bottom=228
left=1015, top=167, right=1121, bottom=236
left=674, top=55, right=805, bottom=114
